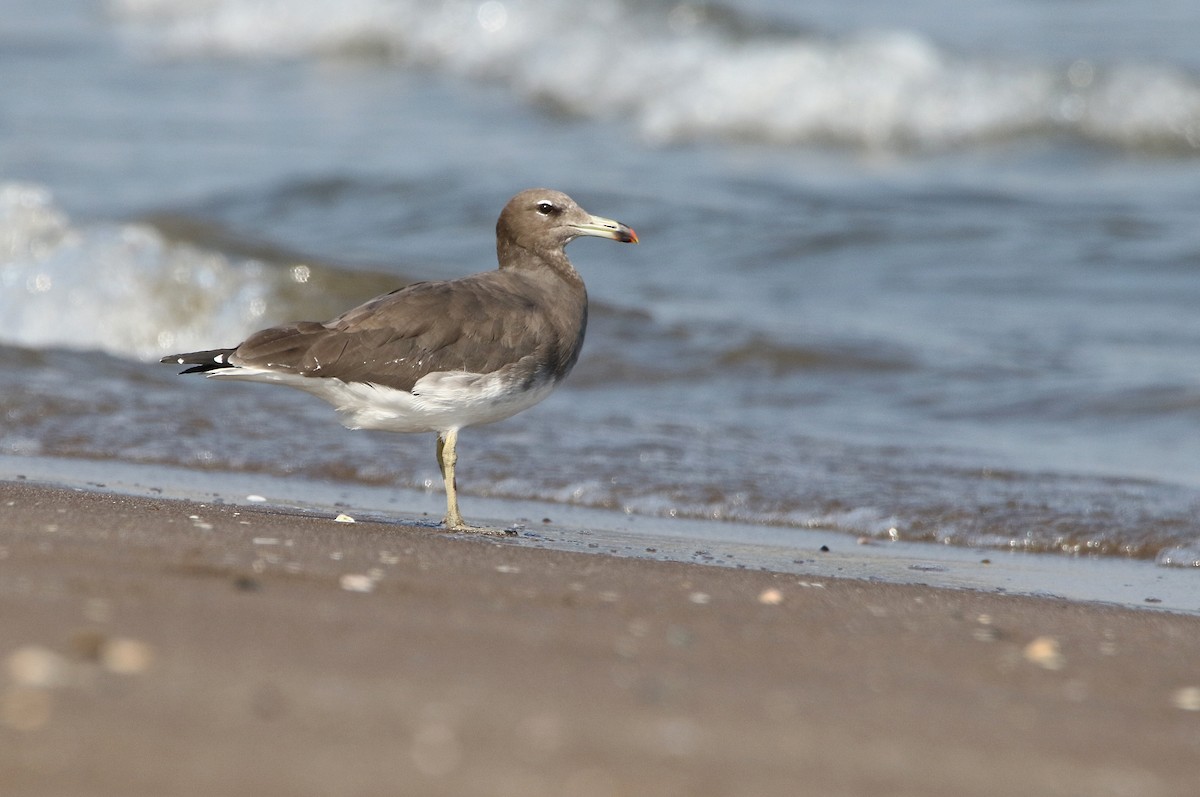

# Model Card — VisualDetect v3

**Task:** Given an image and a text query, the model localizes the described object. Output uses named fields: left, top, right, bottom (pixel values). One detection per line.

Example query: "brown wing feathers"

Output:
left=223, top=274, right=575, bottom=393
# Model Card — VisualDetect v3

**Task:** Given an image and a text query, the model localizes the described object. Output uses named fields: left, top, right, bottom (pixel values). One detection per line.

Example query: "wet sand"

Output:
left=2, top=479, right=1199, bottom=797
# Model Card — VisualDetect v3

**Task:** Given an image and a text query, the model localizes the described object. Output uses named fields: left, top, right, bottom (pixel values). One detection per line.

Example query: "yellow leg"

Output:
left=436, top=429, right=467, bottom=530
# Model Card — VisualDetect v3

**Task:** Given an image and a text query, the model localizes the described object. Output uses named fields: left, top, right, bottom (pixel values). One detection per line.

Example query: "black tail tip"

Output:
left=161, top=349, right=236, bottom=374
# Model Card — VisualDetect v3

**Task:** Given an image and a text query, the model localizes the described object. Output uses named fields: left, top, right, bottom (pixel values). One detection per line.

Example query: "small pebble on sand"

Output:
left=972, top=627, right=1000, bottom=642
left=1170, top=686, right=1200, bottom=711
left=758, top=588, right=783, bottom=605
left=340, top=574, right=375, bottom=593
left=689, top=592, right=711, bottom=605
left=1023, top=636, right=1066, bottom=670
left=6, top=646, right=71, bottom=688
left=334, top=513, right=356, bottom=523
left=102, top=638, right=155, bottom=675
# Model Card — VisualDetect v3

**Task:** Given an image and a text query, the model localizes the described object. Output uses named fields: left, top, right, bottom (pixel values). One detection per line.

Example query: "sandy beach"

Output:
left=1, top=479, right=1199, bottom=797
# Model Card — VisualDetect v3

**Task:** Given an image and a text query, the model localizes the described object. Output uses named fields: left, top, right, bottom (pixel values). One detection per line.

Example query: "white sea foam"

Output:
left=107, top=0, right=1200, bottom=152
left=0, top=182, right=276, bottom=360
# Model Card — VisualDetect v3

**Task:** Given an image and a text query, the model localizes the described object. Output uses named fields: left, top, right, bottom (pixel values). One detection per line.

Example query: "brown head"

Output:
left=496, top=189, right=637, bottom=271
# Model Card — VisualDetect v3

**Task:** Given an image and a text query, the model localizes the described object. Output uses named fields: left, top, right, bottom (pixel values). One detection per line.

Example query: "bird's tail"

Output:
left=160, top=348, right=238, bottom=375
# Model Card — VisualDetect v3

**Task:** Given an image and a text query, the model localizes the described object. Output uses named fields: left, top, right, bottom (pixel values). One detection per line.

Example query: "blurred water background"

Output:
left=3, top=0, right=1200, bottom=565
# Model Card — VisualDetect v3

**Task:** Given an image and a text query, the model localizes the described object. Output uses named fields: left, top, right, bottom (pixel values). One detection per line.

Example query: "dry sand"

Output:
left=1, top=479, right=1199, bottom=797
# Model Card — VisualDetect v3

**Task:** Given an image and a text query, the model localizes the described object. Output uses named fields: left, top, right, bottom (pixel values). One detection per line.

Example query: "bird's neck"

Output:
left=496, top=238, right=585, bottom=291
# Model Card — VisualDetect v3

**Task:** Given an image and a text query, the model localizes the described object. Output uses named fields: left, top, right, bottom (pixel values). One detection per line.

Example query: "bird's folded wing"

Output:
left=231, top=275, right=570, bottom=393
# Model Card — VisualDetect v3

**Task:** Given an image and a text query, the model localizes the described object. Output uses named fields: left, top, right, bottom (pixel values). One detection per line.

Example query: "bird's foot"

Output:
left=445, top=524, right=516, bottom=536
left=442, top=517, right=515, bottom=536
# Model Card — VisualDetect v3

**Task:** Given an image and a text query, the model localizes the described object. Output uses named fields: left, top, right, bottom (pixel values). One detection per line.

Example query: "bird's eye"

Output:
left=535, top=201, right=557, bottom=216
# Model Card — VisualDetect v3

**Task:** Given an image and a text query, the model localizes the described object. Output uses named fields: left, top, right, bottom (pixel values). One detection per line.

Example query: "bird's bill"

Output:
left=571, top=215, right=639, bottom=244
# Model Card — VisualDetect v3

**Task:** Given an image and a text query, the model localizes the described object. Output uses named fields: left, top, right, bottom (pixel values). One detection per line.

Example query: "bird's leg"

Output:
left=436, top=429, right=468, bottom=530
left=435, top=431, right=509, bottom=535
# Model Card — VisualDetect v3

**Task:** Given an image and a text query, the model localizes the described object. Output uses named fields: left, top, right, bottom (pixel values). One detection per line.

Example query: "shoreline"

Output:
left=2, top=454, right=1198, bottom=616
left=1, top=477, right=1199, bottom=795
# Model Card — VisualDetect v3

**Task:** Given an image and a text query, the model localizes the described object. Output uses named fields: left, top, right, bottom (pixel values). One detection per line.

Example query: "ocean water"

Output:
left=3, top=0, right=1200, bottom=565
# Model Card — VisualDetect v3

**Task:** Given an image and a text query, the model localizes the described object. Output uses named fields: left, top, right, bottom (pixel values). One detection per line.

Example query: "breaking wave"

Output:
left=108, top=0, right=1200, bottom=153
left=0, top=182, right=389, bottom=361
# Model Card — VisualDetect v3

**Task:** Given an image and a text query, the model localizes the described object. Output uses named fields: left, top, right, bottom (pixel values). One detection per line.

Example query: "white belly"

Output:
left=208, top=366, right=559, bottom=434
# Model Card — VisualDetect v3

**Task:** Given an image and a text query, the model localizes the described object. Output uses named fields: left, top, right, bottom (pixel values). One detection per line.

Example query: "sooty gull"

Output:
left=162, top=189, right=638, bottom=531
